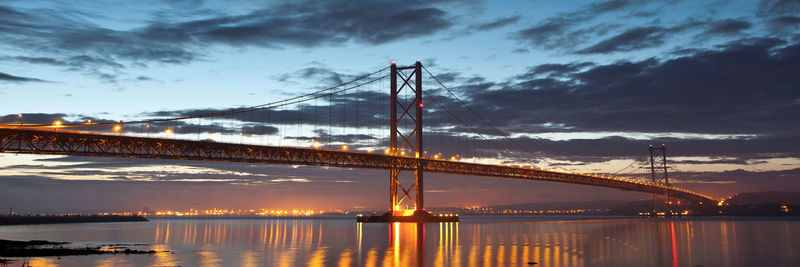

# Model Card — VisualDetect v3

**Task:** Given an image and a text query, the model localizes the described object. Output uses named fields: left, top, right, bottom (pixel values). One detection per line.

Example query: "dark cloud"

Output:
left=513, top=17, right=591, bottom=49
left=287, top=130, right=377, bottom=145
left=141, top=84, right=394, bottom=131
left=404, top=130, right=799, bottom=165
left=242, top=125, right=279, bottom=135
left=757, top=0, right=800, bottom=17
left=522, top=62, right=594, bottom=78
left=502, top=134, right=800, bottom=163
left=0, top=113, right=261, bottom=135
left=427, top=71, right=460, bottom=83
left=0, top=0, right=455, bottom=84
left=703, top=19, right=752, bottom=36
left=0, top=5, right=194, bottom=83
left=4, top=54, right=134, bottom=72
left=461, top=38, right=800, bottom=139
left=576, top=26, right=668, bottom=54
left=630, top=11, right=658, bottom=18
left=671, top=158, right=768, bottom=165
left=468, top=16, right=520, bottom=31
left=586, top=0, right=632, bottom=13
left=137, top=0, right=453, bottom=47
left=511, top=0, right=640, bottom=50
left=767, top=16, right=800, bottom=32
left=0, top=71, right=47, bottom=83
left=0, top=113, right=67, bottom=124
left=4, top=56, right=65, bottom=66
left=277, top=66, right=349, bottom=85
left=515, top=20, right=625, bottom=51
left=514, top=1, right=760, bottom=55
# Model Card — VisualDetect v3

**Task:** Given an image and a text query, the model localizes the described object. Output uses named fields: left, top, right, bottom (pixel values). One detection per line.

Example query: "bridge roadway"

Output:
left=0, top=127, right=720, bottom=203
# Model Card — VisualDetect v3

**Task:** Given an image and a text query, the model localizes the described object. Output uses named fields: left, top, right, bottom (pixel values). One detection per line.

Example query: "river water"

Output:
left=1, top=216, right=798, bottom=266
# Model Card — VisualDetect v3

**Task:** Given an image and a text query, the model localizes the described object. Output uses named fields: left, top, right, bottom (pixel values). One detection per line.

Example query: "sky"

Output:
left=1, top=0, right=799, bottom=213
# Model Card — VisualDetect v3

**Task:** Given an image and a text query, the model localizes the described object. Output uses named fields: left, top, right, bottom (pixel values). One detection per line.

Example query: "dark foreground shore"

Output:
left=0, top=215, right=148, bottom=225
left=0, top=239, right=166, bottom=263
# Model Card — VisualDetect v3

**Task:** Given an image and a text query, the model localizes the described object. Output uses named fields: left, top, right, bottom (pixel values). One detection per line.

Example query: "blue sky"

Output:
left=1, top=0, right=799, bottom=212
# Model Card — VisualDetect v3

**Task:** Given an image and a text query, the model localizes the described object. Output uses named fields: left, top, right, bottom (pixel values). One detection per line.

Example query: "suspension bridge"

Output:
left=0, top=61, right=722, bottom=221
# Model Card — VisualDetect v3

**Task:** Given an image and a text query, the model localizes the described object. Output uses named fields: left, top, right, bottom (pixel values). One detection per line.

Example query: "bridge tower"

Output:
left=389, top=61, right=425, bottom=212
left=649, top=144, right=671, bottom=209
left=358, top=61, right=456, bottom=222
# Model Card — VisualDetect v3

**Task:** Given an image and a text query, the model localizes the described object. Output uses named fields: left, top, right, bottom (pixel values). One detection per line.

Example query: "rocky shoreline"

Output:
left=0, top=239, right=166, bottom=261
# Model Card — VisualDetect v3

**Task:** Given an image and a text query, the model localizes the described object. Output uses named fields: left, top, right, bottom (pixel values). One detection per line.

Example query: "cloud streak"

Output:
left=0, top=71, right=48, bottom=83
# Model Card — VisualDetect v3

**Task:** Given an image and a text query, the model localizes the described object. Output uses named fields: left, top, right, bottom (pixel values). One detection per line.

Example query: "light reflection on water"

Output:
left=1, top=217, right=798, bottom=266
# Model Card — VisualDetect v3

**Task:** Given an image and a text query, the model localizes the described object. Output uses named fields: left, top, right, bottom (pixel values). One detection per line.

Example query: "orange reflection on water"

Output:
left=434, top=222, right=458, bottom=267
left=720, top=221, right=730, bottom=267
left=9, top=217, right=787, bottom=266
left=146, top=218, right=594, bottom=266
left=23, top=258, right=58, bottom=267
left=149, top=219, right=324, bottom=266
left=241, top=249, right=258, bottom=267
left=337, top=248, right=353, bottom=267
left=95, top=257, right=130, bottom=267
left=197, top=244, right=221, bottom=266
left=381, top=222, right=440, bottom=267
left=670, top=221, right=678, bottom=267
left=364, top=247, right=378, bottom=267
left=307, top=246, right=327, bottom=266
left=151, top=244, right=178, bottom=267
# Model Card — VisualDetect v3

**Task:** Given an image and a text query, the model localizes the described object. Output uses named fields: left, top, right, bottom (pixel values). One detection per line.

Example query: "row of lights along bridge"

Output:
left=40, top=117, right=468, bottom=161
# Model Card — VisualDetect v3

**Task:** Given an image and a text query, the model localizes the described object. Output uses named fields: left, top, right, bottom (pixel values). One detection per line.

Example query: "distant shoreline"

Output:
left=144, top=214, right=799, bottom=220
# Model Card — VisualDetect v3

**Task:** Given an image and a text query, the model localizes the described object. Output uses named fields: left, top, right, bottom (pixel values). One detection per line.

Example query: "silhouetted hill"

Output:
left=723, top=191, right=798, bottom=216
left=727, top=191, right=800, bottom=205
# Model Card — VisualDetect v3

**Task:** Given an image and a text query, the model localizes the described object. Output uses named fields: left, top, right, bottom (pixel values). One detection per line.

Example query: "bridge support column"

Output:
left=360, top=61, right=455, bottom=223
left=649, top=144, right=671, bottom=213
left=388, top=61, right=424, bottom=212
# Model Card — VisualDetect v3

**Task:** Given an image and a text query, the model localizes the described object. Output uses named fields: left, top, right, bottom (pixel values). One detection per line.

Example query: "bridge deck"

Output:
left=0, top=128, right=720, bottom=203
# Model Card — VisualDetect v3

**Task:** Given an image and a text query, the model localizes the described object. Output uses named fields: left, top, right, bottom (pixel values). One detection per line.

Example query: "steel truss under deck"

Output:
left=0, top=127, right=719, bottom=203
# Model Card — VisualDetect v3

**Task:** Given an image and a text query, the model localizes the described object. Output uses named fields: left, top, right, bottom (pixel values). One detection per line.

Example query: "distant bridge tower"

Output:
left=649, top=144, right=670, bottom=208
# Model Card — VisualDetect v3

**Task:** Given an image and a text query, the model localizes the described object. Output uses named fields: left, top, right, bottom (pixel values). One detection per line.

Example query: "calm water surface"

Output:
left=1, top=216, right=798, bottom=266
